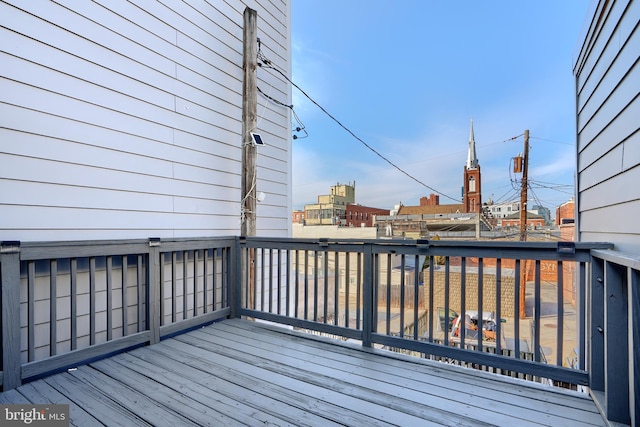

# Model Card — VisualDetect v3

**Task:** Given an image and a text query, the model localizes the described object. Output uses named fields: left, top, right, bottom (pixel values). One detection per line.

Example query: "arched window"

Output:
left=469, top=176, right=476, bottom=193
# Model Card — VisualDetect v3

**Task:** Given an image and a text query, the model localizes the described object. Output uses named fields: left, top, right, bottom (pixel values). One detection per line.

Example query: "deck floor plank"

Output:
left=108, top=350, right=329, bottom=427
left=90, top=356, right=268, bottom=427
left=15, top=380, right=101, bottom=427
left=215, top=319, right=603, bottom=426
left=156, top=338, right=429, bottom=427
left=176, top=326, right=494, bottom=427
left=0, top=318, right=605, bottom=426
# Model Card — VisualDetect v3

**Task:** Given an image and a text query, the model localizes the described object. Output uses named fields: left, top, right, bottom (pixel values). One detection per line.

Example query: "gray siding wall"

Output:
left=573, top=0, right=640, bottom=253
left=0, top=0, right=291, bottom=241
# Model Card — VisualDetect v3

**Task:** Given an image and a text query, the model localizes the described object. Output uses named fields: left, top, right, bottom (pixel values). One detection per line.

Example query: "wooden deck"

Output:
left=0, top=318, right=604, bottom=426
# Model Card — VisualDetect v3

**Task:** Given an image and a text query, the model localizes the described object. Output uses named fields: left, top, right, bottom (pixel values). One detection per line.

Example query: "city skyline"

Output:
left=289, top=1, right=592, bottom=211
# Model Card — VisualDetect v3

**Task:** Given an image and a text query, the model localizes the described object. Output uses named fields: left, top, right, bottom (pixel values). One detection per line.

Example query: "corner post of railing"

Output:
left=231, top=236, right=244, bottom=319
left=148, top=238, right=161, bottom=345
left=589, top=255, right=605, bottom=392
left=362, top=242, right=374, bottom=348
left=603, top=258, right=630, bottom=424
left=630, top=266, right=640, bottom=427
left=1, top=241, right=22, bottom=390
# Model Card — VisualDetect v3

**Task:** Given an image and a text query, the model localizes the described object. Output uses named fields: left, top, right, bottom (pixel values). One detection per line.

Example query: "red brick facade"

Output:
left=345, top=204, right=390, bottom=227
left=556, top=199, right=575, bottom=226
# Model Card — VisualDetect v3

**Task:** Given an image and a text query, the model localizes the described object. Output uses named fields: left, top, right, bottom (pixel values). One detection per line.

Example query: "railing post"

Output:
left=604, top=261, right=629, bottom=424
left=362, top=243, right=373, bottom=347
left=148, top=238, right=161, bottom=344
left=1, top=241, right=22, bottom=390
left=232, top=237, right=243, bottom=319
left=630, top=267, right=639, bottom=427
left=589, top=256, right=605, bottom=392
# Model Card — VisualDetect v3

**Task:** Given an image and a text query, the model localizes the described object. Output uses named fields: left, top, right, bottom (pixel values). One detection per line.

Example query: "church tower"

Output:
left=463, top=119, right=482, bottom=213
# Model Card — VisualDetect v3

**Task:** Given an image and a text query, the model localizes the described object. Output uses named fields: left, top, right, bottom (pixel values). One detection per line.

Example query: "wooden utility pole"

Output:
left=241, top=7, right=258, bottom=237
left=519, top=129, right=529, bottom=242
left=241, top=7, right=257, bottom=309
left=519, top=129, right=529, bottom=318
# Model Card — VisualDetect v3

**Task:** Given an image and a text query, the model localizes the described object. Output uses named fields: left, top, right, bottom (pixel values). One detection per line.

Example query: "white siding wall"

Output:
left=0, top=0, right=291, bottom=241
left=573, top=0, right=640, bottom=253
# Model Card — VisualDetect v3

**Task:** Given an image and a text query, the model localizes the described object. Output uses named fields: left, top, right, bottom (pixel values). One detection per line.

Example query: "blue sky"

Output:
left=289, top=1, right=593, bottom=213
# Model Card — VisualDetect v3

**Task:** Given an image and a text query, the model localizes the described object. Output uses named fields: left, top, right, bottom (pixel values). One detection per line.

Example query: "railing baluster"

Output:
left=334, top=251, right=339, bottom=326
left=477, top=257, right=483, bottom=351
left=428, top=257, right=434, bottom=343
left=294, top=250, right=299, bottom=318
left=386, top=253, right=391, bottom=336
left=70, top=258, right=78, bottom=349
left=362, top=243, right=373, bottom=347
left=193, top=249, right=199, bottom=317
left=304, top=250, right=309, bottom=320
left=413, top=254, right=419, bottom=341
left=136, top=254, right=144, bottom=331
left=495, top=258, right=502, bottom=354
left=323, top=251, right=328, bottom=323
left=277, top=249, right=282, bottom=315
left=159, top=253, right=165, bottom=325
left=578, top=261, right=585, bottom=371
left=399, top=254, right=405, bottom=338
left=106, top=256, right=113, bottom=342
left=50, top=259, right=57, bottom=356
left=182, top=251, right=188, bottom=320
left=121, top=256, right=128, bottom=335
left=28, top=260, right=35, bottom=362
left=268, top=248, right=273, bottom=314
left=356, top=252, right=362, bottom=330
left=460, top=257, right=467, bottom=346
left=202, top=249, right=208, bottom=314
left=514, top=259, right=521, bottom=359
left=171, top=252, right=177, bottom=323
left=345, top=252, right=350, bottom=328
left=533, top=260, right=541, bottom=363
left=313, top=250, right=318, bottom=322
left=444, top=256, right=450, bottom=346
left=556, top=260, right=563, bottom=367
left=89, top=257, right=96, bottom=345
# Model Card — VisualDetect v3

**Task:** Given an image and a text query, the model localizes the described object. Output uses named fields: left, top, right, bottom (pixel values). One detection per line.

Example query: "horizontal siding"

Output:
left=0, top=0, right=291, bottom=240
left=574, top=0, right=640, bottom=253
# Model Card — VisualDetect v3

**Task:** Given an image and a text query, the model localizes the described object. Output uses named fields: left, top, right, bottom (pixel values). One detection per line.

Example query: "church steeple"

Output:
left=466, top=118, right=478, bottom=169
left=463, top=118, right=481, bottom=213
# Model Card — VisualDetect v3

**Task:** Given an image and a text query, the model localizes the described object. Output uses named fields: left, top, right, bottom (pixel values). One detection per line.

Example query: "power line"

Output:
left=257, top=44, right=461, bottom=203
left=530, top=136, right=573, bottom=146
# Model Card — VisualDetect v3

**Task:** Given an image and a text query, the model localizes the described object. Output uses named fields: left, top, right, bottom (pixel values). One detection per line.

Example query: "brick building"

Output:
left=556, top=197, right=575, bottom=225
left=292, top=210, right=305, bottom=224
left=346, top=204, right=390, bottom=227
left=501, top=212, right=545, bottom=228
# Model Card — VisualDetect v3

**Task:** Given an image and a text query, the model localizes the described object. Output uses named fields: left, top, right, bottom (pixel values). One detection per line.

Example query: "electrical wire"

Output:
left=258, top=43, right=461, bottom=203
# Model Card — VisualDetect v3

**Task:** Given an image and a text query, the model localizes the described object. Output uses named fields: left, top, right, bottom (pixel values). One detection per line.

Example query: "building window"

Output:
left=469, top=176, right=476, bottom=193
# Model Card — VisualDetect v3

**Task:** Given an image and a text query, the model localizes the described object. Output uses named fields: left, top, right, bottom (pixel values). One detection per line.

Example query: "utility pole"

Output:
left=519, top=129, right=529, bottom=319
left=519, top=129, right=529, bottom=242
left=241, top=7, right=257, bottom=309
left=241, top=6, right=258, bottom=238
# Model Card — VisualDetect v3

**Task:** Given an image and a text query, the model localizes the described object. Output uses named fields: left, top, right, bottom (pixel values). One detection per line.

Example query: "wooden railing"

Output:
left=0, top=237, right=235, bottom=390
left=1, top=236, right=637, bottom=424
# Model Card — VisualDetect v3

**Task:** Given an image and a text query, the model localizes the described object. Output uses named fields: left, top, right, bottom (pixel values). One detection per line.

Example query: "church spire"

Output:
left=466, top=118, right=478, bottom=169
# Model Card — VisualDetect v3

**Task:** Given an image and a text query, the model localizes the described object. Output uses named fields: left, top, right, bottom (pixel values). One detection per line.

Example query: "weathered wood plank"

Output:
left=0, top=318, right=605, bottom=426
left=174, top=328, right=493, bottom=427
left=42, top=372, right=150, bottom=426
left=138, top=341, right=393, bottom=427
left=217, top=319, right=603, bottom=426
left=159, top=335, right=452, bottom=427
left=66, top=366, right=197, bottom=426
left=89, top=356, right=268, bottom=426
left=106, top=350, right=313, bottom=426
left=15, top=381, right=101, bottom=427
